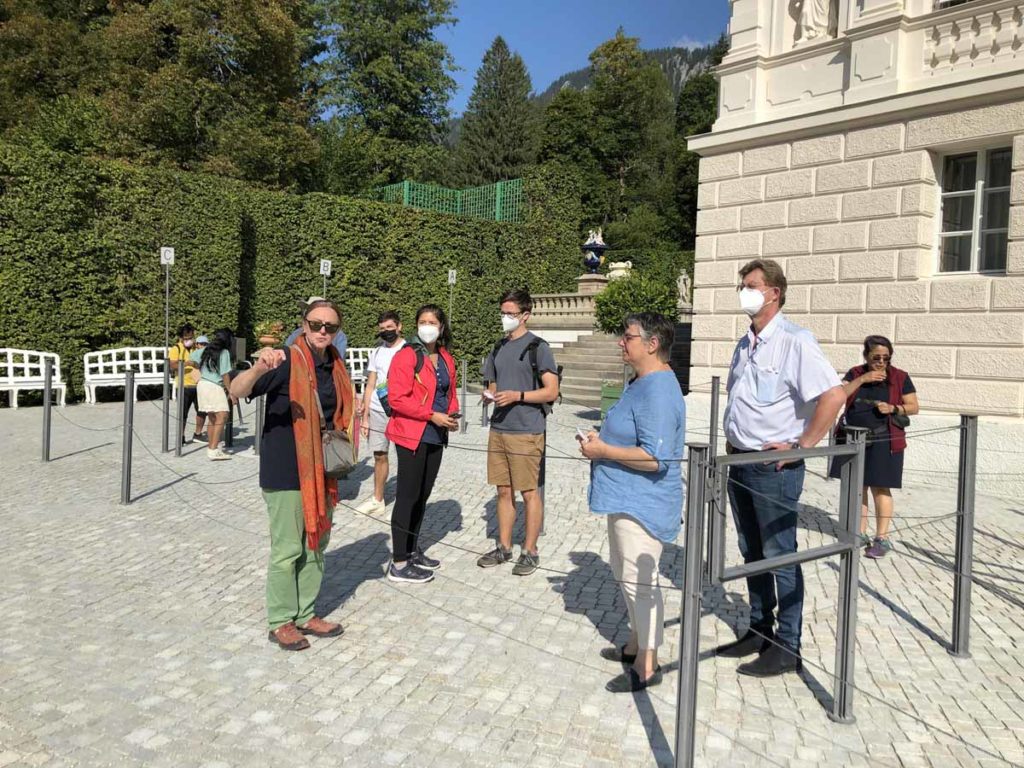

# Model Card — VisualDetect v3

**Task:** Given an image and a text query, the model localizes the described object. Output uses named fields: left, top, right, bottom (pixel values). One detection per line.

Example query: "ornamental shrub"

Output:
left=0, top=143, right=581, bottom=399
left=593, top=273, right=677, bottom=335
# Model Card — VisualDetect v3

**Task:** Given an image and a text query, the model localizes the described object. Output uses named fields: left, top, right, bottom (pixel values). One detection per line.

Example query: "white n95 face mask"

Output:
left=501, top=314, right=521, bottom=333
left=739, top=287, right=768, bottom=317
left=417, top=324, right=440, bottom=344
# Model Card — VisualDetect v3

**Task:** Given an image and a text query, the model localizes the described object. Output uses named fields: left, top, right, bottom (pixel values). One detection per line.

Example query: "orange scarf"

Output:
left=289, top=336, right=353, bottom=551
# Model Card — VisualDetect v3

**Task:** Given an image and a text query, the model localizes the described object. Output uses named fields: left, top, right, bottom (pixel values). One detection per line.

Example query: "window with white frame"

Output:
left=939, top=147, right=1011, bottom=273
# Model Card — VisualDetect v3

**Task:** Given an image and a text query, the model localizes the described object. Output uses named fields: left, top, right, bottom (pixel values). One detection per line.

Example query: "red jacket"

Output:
left=385, top=345, right=460, bottom=451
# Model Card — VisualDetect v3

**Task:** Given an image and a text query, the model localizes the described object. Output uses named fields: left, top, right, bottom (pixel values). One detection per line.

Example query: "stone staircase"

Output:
left=554, top=333, right=629, bottom=410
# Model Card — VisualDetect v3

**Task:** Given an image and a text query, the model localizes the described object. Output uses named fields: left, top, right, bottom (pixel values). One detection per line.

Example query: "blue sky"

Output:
left=440, top=0, right=730, bottom=115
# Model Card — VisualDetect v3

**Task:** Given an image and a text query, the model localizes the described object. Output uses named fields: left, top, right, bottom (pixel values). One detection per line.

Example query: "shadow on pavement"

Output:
left=318, top=532, right=390, bottom=619
left=51, top=441, right=116, bottom=461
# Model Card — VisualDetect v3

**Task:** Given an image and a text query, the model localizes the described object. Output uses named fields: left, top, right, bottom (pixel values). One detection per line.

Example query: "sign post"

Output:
left=448, top=269, right=456, bottom=322
left=159, top=247, right=174, bottom=453
left=320, top=259, right=332, bottom=296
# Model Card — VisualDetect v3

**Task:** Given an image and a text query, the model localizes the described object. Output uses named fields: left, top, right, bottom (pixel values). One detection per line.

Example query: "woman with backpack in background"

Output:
left=383, top=304, right=460, bottom=584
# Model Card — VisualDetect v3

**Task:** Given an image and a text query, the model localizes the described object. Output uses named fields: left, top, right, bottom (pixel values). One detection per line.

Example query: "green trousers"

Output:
left=263, top=490, right=332, bottom=631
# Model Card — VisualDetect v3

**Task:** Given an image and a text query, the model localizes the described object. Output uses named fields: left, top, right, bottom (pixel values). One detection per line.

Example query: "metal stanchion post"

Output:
left=480, top=356, right=490, bottom=428
left=120, top=371, right=135, bottom=505
left=161, top=357, right=171, bottom=452
left=224, top=400, right=234, bottom=449
left=254, top=395, right=264, bottom=455
left=41, top=358, right=53, bottom=462
left=950, top=414, right=978, bottom=658
left=674, top=443, right=708, bottom=768
left=703, top=375, right=721, bottom=580
left=461, top=359, right=468, bottom=434
left=830, top=426, right=867, bottom=724
left=175, top=360, right=185, bottom=457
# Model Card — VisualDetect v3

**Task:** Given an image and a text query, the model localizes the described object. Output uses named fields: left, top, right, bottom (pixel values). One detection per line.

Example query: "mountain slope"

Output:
left=534, top=44, right=718, bottom=107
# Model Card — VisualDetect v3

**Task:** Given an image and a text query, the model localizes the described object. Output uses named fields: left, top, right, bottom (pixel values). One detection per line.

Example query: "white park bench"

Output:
left=83, top=347, right=173, bottom=404
left=346, top=347, right=375, bottom=394
left=0, top=348, right=67, bottom=408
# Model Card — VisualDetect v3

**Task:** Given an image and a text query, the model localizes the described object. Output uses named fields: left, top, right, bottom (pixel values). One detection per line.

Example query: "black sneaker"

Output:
left=512, top=551, right=540, bottom=576
left=477, top=545, right=514, bottom=568
left=386, top=561, right=434, bottom=583
left=411, top=549, right=440, bottom=571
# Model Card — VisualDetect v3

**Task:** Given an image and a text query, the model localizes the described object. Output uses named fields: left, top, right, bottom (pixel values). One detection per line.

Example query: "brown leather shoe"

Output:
left=297, top=616, right=343, bottom=638
left=268, top=622, right=310, bottom=651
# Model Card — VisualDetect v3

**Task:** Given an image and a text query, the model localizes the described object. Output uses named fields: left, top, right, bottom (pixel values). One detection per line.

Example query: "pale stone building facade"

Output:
left=688, top=0, right=1024, bottom=493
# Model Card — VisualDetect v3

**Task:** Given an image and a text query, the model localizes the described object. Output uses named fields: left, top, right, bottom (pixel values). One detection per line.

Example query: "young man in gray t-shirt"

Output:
left=477, top=289, right=560, bottom=576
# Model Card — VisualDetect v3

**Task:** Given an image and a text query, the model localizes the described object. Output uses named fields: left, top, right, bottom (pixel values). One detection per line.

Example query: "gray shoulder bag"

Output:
left=313, top=385, right=355, bottom=479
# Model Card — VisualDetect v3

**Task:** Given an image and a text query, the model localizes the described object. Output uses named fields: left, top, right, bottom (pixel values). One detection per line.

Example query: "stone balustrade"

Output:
left=530, top=293, right=596, bottom=328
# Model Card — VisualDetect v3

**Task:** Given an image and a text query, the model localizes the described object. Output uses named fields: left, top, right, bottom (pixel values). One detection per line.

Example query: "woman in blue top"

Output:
left=579, top=312, right=686, bottom=693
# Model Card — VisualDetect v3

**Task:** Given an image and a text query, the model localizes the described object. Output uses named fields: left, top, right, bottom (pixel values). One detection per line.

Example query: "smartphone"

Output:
left=576, top=426, right=590, bottom=443
left=482, top=390, right=496, bottom=401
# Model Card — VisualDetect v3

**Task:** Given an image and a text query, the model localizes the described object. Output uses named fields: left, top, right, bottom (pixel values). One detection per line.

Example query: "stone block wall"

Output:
left=691, top=101, right=1024, bottom=417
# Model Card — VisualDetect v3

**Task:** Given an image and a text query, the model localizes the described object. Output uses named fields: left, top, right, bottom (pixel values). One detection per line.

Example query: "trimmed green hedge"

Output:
left=0, top=142, right=582, bottom=398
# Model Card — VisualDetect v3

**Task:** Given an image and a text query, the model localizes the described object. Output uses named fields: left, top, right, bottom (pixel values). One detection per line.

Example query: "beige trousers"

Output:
left=607, top=513, right=665, bottom=651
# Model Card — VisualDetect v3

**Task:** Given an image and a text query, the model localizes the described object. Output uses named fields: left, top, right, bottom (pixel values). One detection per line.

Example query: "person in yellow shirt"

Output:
left=168, top=323, right=207, bottom=445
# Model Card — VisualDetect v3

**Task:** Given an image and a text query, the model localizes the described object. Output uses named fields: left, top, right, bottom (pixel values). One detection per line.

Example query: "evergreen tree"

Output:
left=589, top=29, right=675, bottom=226
left=674, top=34, right=728, bottom=248
left=319, top=0, right=456, bottom=189
left=451, top=36, right=537, bottom=187
left=0, top=0, right=324, bottom=189
left=537, top=87, right=609, bottom=229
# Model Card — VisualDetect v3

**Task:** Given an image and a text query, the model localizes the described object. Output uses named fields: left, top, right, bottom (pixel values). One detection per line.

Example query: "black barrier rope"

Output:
left=132, top=429, right=260, bottom=485
left=51, top=408, right=123, bottom=432
left=100, top=408, right=1024, bottom=765
left=731, top=624, right=1022, bottom=767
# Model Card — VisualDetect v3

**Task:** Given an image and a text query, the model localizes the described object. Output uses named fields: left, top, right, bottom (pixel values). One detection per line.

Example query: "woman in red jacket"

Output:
left=384, top=304, right=460, bottom=583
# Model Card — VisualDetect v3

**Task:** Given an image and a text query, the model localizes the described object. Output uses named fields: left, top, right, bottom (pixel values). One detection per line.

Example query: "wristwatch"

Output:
left=519, top=391, right=525, bottom=402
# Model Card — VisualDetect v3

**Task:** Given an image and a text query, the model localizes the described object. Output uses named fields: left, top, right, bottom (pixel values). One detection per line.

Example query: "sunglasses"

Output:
left=306, top=320, right=340, bottom=334
left=868, top=355, right=891, bottom=362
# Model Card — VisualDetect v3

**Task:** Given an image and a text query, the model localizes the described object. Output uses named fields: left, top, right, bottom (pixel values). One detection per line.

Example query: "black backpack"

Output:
left=378, top=346, right=428, bottom=417
left=488, top=336, right=563, bottom=414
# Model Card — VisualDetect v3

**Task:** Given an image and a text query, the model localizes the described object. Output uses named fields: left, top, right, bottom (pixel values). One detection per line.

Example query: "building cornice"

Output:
left=687, top=69, right=1024, bottom=156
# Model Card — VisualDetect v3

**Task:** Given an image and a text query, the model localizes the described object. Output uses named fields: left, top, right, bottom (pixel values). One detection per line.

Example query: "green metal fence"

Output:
left=373, top=179, right=524, bottom=223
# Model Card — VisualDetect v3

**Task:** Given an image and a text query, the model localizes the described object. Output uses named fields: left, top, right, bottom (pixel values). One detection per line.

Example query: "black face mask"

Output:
left=378, top=329, right=399, bottom=344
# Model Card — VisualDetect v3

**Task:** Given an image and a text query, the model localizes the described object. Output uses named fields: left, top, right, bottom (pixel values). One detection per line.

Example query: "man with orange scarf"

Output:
left=231, top=299, right=354, bottom=651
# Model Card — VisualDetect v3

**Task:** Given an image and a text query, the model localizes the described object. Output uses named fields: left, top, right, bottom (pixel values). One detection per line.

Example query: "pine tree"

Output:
left=319, top=0, right=456, bottom=189
left=451, top=36, right=537, bottom=187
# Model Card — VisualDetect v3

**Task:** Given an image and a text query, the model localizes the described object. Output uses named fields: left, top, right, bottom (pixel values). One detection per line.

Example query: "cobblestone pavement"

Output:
left=1, top=397, right=1023, bottom=768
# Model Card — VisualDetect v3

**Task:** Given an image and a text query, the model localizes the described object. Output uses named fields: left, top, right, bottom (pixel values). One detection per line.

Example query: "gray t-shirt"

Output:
left=483, top=331, right=558, bottom=434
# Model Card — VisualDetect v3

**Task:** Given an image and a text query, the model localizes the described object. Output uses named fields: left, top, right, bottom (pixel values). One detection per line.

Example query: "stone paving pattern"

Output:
left=1, top=396, right=1023, bottom=767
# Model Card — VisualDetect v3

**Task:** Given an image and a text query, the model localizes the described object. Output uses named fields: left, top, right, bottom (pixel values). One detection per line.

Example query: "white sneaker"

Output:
left=355, top=497, right=386, bottom=515
left=207, top=448, right=232, bottom=461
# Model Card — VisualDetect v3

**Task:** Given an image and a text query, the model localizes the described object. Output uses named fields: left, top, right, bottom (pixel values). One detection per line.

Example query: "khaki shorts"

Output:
left=366, top=409, right=391, bottom=454
left=196, top=379, right=229, bottom=413
left=487, top=431, right=545, bottom=491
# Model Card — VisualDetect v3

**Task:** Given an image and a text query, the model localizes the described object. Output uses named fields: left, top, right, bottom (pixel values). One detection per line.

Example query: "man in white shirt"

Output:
left=355, top=311, right=405, bottom=515
left=715, top=259, right=845, bottom=677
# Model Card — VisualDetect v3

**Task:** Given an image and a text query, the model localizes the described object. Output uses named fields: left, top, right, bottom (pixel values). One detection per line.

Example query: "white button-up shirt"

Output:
left=723, top=312, right=841, bottom=451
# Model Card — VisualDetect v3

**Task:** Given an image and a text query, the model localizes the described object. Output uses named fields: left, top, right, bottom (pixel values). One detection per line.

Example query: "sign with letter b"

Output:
left=320, top=259, right=332, bottom=276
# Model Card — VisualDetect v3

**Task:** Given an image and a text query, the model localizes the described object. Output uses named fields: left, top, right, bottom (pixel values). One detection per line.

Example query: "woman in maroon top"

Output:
left=830, top=335, right=919, bottom=559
